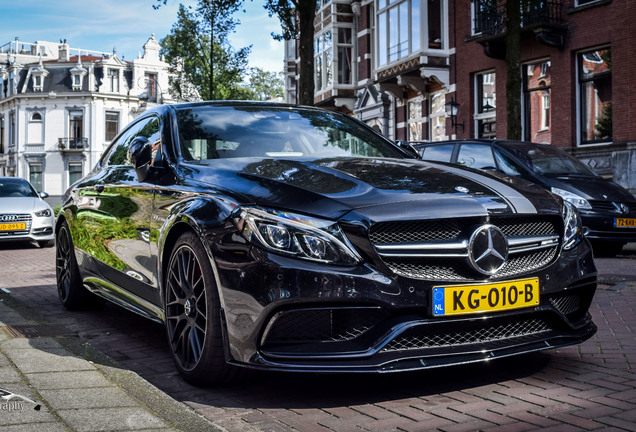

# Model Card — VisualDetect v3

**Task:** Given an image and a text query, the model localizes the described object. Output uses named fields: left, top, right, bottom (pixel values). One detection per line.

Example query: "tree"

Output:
left=246, top=67, right=284, bottom=101
left=505, top=0, right=522, bottom=140
left=156, top=1, right=252, bottom=101
left=263, top=0, right=317, bottom=105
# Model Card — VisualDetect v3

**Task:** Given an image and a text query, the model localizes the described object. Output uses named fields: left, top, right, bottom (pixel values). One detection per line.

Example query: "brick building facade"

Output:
left=283, top=0, right=636, bottom=193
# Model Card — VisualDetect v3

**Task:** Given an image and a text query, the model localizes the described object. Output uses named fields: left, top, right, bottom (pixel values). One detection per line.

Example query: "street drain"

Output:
left=1, top=324, right=75, bottom=339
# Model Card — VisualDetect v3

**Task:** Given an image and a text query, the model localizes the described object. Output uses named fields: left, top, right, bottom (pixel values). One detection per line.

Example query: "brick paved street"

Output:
left=1, top=241, right=635, bottom=432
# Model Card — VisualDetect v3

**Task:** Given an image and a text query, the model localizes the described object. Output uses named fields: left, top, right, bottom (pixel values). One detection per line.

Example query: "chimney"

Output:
left=58, top=41, right=70, bottom=61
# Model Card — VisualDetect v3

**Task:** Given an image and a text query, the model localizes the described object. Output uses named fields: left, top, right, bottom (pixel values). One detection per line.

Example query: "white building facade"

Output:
left=0, top=35, right=173, bottom=203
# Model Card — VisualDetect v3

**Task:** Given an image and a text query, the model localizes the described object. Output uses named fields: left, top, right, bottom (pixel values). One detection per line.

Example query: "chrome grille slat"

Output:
left=371, top=216, right=560, bottom=281
left=0, top=214, right=32, bottom=234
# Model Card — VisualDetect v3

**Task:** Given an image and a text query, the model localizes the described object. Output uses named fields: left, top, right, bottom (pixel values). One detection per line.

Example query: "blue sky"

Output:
left=1, top=0, right=284, bottom=72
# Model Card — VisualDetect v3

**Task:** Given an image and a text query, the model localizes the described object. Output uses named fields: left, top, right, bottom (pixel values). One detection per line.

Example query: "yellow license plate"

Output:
left=615, top=218, right=636, bottom=228
left=0, top=222, right=26, bottom=231
left=432, top=278, right=540, bottom=317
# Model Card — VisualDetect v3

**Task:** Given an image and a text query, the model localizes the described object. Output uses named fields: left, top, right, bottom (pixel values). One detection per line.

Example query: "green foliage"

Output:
left=596, top=103, right=612, bottom=139
left=245, top=67, right=284, bottom=101
left=158, top=1, right=252, bottom=101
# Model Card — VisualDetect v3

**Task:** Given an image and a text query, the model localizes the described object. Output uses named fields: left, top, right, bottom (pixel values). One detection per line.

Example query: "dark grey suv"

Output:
left=413, top=139, right=636, bottom=256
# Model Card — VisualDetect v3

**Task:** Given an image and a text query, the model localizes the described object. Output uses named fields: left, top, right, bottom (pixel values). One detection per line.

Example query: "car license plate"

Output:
left=0, top=222, right=26, bottom=231
left=615, top=218, right=636, bottom=228
left=432, top=278, right=540, bottom=317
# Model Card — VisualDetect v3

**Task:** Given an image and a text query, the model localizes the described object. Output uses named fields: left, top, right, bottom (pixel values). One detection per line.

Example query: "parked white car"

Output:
left=0, top=177, right=55, bottom=247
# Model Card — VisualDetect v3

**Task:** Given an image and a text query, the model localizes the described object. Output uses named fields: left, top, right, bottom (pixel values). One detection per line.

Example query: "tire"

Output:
left=55, top=221, right=102, bottom=310
left=38, top=239, right=55, bottom=248
left=164, top=231, right=239, bottom=385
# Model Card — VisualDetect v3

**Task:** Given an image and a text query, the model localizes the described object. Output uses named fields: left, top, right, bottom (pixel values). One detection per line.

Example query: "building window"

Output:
left=578, top=48, right=611, bottom=145
left=29, top=163, right=43, bottom=192
left=28, top=111, right=44, bottom=145
left=472, top=0, right=489, bottom=35
left=69, top=110, right=84, bottom=149
left=524, top=60, right=551, bottom=143
left=407, top=97, right=424, bottom=141
left=541, top=93, right=550, bottom=131
left=105, top=111, right=120, bottom=141
left=377, top=0, right=420, bottom=66
left=428, top=0, right=442, bottom=49
left=429, top=92, right=446, bottom=141
left=9, top=112, right=15, bottom=146
left=108, top=68, right=120, bottom=92
left=337, top=28, right=353, bottom=85
left=68, top=163, right=83, bottom=186
left=314, top=30, right=333, bottom=91
left=474, top=71, right=496, bottom=138
left=145, top=73, right=158, bottom=102
left=0, top=116, right=4, bottom=153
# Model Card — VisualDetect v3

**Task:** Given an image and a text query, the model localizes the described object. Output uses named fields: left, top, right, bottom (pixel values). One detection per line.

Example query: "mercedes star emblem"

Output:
left=468, top=225, right=509, bottom=275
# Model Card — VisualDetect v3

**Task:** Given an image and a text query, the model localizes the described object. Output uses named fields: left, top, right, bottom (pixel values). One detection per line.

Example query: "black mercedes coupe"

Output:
left=55, top=102, right=597, bottom=385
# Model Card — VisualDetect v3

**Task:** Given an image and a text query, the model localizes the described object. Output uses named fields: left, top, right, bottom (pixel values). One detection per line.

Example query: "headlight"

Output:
left=34, top=208, right=52, bottom=217
left=562, top=201, right=583, bottom=250
left=551, top=187, right=592, bottom=210
left=234, top=207, right=362, bottom=265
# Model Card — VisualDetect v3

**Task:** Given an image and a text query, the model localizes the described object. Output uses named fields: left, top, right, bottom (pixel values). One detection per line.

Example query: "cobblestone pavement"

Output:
left=1, top=241, right=635, bottom=432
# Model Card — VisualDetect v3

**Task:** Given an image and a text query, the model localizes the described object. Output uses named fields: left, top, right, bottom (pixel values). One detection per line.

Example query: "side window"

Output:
left=494, top=149, right=522, bottom=176
left=457, top=144, right=496, bottom=169
left=419, top=144, right=454, bottom=163
left=106, top=116, right=161, bottom=166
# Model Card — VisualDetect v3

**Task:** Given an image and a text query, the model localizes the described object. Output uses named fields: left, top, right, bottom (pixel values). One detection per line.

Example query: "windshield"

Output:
left=175, top=105, right=405, bottom=161
left=518, top=145, right=597, bottom=176
left=0, top=179, right=38, bottom=198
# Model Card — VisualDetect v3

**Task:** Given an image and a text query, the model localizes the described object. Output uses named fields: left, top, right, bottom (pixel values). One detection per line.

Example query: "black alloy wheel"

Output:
left=55, top=221, right=100, bottom=309
left=165, top=231, right=237, bottom=385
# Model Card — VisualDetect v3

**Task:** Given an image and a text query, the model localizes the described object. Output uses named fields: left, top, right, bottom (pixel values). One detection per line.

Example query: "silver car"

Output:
left=0, top=177, right=55, bottom=247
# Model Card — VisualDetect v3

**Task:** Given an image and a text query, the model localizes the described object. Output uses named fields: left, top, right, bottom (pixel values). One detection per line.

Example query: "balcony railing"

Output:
left=474, top=1, right=563, bottom=37
left=58, top=137, right=88, bottom=151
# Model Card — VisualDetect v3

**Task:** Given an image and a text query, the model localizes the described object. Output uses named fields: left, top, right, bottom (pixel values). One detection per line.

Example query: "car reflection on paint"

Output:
left=56, top=102, right=597, bottom=385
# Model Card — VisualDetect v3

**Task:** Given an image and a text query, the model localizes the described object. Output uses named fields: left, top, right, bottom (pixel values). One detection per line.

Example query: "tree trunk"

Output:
left=297, top=2, right=315, bottom=106
left=505, top=0, right=522, bottom=140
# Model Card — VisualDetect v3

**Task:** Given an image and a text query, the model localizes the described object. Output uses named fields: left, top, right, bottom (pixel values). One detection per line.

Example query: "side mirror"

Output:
left=128, top=137, right=153, bottom=181
left=396, top=140, right=420, bottom=159
left=39, top=191, right=49, bottom=199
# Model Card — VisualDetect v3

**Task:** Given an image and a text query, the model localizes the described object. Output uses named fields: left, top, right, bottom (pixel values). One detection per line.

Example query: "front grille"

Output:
left=381, top=315, right=554, bottom=352
left=262, top=307, right=390, bottom=346
left=371, top=216, right=561, bottom=281
left=589, top=200, right=636, bottom=214
left=0, top=214, right=32, bottom=235
left=370, top=220, right=462, bottom=244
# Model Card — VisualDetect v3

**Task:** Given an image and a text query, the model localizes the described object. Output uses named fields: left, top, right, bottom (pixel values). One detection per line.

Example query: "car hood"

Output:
left=186, top=158, right=560, bottom=222
left=545, top=174, right=636, bottom=202
left=0, top=197, right=49, bottom=213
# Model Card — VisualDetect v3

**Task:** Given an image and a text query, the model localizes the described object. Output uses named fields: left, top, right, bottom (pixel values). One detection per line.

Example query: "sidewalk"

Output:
left=0, top=292, right=215, bottom=432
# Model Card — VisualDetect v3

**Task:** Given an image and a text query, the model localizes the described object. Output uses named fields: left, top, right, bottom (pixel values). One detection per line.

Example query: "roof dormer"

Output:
left=30, top=56, right=49, bottom=92
left=70, top=54, right=87, bottom=91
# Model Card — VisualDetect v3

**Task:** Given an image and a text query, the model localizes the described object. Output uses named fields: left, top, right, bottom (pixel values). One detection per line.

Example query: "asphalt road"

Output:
left=1, top=241, right=635, bottom=432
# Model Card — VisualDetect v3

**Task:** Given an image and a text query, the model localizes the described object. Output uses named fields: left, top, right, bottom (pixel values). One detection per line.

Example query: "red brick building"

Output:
left=283, top=0, right=636, bottom=192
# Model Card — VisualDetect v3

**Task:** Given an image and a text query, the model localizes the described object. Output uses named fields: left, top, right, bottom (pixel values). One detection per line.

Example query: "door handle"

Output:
left=95, top=183, right=105, bottom=194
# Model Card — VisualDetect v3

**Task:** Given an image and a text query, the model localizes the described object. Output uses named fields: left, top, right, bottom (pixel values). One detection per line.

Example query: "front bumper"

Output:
left=0, top=214, right=55, bottom=243
left=213, top=236, right=597, bottom=373
left=581, top=212, right=636, bottom=243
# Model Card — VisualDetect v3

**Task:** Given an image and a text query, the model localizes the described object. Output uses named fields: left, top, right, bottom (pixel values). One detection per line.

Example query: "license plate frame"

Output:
left=615, top=218, right=636, bottom=228
left=0, top=222, right=27, bottom=232
left=432, top=277, right=540, bottom=317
